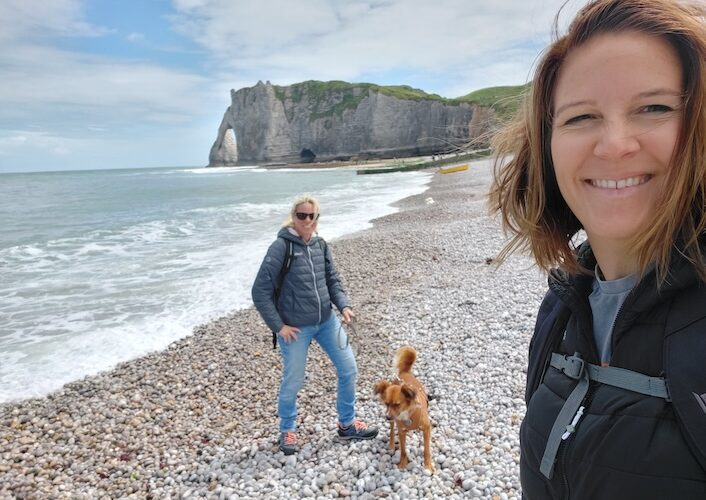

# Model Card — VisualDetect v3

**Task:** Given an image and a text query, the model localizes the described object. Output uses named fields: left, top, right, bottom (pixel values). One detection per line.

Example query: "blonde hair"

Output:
left=283, top=194, right=321, bottom=228
left=488, top=0, right=706, bottom=283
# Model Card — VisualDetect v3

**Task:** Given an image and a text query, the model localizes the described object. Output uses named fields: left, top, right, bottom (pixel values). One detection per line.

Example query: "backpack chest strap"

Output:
left=550, top=352, right=670, bottom=400
left=539, top=352, right=671, bottom=479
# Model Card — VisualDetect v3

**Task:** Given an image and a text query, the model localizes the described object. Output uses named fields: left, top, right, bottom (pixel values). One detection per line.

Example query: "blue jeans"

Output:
left=277, top=313, right=358, bottom=432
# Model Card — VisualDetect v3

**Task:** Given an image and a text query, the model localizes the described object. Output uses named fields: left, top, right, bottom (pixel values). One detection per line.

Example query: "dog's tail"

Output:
left=395, top=346, right=417, bottom=374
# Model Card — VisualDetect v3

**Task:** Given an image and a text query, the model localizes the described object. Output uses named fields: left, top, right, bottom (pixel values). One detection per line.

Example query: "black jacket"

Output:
left=521, top=244, right=706, bottom=499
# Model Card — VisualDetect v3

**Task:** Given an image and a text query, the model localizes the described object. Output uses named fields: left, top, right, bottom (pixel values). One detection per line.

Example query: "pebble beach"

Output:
left=1, top=160, right=548, bottom=499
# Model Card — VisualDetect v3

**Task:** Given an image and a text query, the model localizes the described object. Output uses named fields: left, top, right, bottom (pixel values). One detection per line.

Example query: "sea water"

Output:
left=0, top=165, right=431, bottom=403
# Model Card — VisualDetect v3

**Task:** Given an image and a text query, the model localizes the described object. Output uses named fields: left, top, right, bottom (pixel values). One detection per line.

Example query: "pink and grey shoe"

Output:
left=279, top=431, right=298, bottom=455
left=337, top=419, right=379, bottom=440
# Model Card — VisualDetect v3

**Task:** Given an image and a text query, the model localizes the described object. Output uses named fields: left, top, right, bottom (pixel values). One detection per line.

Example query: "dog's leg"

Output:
left=398, top=428, right=408, bottom=469
left=388, top=419, right=396, bottom=452
left=422, top=425, right=434, bottom=472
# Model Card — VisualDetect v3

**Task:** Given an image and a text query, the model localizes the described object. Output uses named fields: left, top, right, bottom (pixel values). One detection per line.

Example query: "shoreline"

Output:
left=1, top=159, right=547, bottom=499
left=213, top=150, right=489, bottom=172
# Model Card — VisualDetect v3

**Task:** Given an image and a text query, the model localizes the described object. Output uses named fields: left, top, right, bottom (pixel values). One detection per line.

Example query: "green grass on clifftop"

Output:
left=457, top=83, right=530, bottom=119
left=273, top=80, right=456, bottom=120
left=271, top=80, right=530, bottom=120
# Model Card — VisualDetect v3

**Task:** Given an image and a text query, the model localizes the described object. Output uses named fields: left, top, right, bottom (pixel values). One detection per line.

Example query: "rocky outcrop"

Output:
left=208, top=107, right=238, bottom=166
left=208, top=80, right=497, bottom=166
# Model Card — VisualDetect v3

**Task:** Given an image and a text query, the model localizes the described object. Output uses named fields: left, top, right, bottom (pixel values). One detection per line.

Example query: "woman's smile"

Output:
left=587, top=174, right=651, bottom=190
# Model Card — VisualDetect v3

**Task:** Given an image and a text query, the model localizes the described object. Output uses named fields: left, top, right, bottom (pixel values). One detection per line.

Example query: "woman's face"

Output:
left=551, top=31, right=683, bottom=259
left=292, top=202, right=318, bottom=241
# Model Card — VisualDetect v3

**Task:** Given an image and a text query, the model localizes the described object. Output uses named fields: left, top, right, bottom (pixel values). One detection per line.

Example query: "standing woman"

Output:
left=489, top=0, right=706, bottom=497
left=252, top=194, right=377, bottom=455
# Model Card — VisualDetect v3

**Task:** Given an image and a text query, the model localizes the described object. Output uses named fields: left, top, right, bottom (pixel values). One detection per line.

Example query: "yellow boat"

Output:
left=438, top=164, right=469, bottom=174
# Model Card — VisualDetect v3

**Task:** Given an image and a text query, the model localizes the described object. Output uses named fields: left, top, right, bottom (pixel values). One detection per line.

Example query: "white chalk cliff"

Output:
left=208, top=80, right=498, bottom=166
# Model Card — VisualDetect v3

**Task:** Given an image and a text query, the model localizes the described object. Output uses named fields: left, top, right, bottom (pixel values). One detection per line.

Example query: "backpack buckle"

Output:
left=559, top=353, right=585, bottom=379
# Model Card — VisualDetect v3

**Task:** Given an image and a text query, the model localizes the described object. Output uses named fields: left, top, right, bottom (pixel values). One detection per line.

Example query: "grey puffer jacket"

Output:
left=251, top=227, right=351, bottom=333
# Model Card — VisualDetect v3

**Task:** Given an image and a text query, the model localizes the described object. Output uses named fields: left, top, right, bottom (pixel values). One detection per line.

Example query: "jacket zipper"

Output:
left=558, top=276, right=630, bottom=496
left=607, top=289, right=633, bottom=363
left=559, top=383, right=596, bottom=500
left=306, top=245, right=322, bottom=324
left=557, top=279, right=629, bottom=496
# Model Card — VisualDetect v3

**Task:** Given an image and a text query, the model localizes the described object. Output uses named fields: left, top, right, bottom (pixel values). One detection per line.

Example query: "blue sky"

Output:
left=0, top=0, right=583, bottom=173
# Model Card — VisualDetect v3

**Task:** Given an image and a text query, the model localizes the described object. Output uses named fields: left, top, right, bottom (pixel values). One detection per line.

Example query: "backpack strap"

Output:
left=665, top=325, right=706, bottom=471
left=551, top=353, right=670, bottom=399
left=272, top=239, right=294, bottom=349
left=540, top=352, right=671, bottom=479
left=526, top=290, right=568, bottom=403
left=319, top=238, right=328, bottom=269
left=539, top=353, right=590, bottom=479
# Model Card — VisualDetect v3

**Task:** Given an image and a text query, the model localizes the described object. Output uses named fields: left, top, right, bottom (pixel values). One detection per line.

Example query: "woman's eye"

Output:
left=564, top=114, right=593, bottom=126
left=640, top=104, right=673, bottom=114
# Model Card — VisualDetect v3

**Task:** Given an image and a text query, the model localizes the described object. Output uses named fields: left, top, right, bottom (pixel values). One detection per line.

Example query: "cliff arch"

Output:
left=208, top=108, right=238, bottom=166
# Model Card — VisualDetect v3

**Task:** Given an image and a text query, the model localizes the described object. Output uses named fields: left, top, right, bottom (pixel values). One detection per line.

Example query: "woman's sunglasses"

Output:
left=295, top=212, right=320, bottom=221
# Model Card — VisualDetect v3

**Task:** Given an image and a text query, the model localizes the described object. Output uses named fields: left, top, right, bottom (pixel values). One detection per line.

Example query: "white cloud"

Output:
left=0, top=0, right=591, bottom=171
left=171, top=0, right=340, bottom=49
left=0, top=0, right=110, bottom=42
left=126, top=32, right=146, bottom=43
left=1, top=45, right=210, bottom=113
left=170, top=0, right=584, bottom=95
left=0, top=0, right=221, bottom=135
left=0, top=130, right=76, bottom=156
left=0, top=0, right=226, bottom=171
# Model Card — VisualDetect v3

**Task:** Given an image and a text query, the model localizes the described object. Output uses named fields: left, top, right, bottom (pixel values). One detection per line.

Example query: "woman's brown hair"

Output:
left=488, top=0, right=706, bottom=283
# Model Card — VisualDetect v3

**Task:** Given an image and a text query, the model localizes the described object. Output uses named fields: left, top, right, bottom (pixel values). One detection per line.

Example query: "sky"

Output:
left=0, top=0, right=585, bottom=173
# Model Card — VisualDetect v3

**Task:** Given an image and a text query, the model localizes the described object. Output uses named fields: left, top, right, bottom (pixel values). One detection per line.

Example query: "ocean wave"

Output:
left=178, top=166, right=260, bottom=174
left=0, top=167, right=433, bottom=402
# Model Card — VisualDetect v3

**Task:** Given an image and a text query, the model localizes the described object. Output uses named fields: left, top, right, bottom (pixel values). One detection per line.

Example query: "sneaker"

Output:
left=337, top=419, right=379, bottom=440
left=279, top=431, right=298, bottom=455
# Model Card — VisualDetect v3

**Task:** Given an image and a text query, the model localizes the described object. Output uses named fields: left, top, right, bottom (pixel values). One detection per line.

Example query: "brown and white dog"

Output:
left=373, top=346, right=433, bottom=471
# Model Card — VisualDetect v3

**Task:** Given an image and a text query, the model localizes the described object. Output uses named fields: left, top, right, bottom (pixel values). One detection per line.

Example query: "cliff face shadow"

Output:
left=300, top=148, right=316, bottom=163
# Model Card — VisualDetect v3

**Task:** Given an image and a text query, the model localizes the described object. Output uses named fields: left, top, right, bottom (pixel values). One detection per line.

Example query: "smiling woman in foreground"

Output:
left=489, top=0, right=706, bottom=497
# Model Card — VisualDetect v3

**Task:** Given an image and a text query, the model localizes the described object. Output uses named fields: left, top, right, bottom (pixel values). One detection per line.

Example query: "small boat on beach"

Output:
left=438, top=164, right=469, bottom=174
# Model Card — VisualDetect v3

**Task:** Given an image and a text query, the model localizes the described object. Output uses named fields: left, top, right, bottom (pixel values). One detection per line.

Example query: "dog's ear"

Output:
left=373, top=380, right=389, bottom=396
left=401, top=385, right=416, bottom=401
